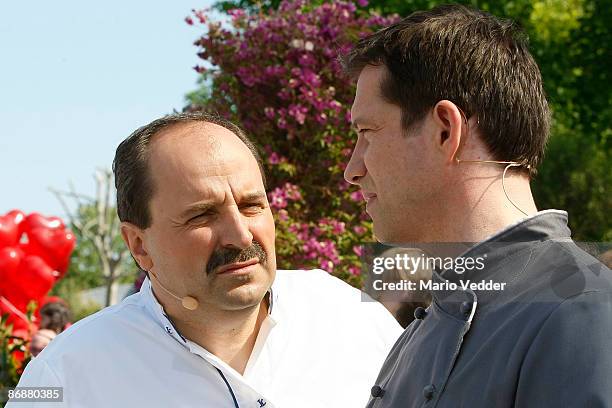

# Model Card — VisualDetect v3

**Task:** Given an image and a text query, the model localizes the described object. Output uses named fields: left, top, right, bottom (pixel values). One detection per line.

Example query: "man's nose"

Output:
left=344, top=136, right=367, bottom=185
left=219, top=208, right=253, bottom=250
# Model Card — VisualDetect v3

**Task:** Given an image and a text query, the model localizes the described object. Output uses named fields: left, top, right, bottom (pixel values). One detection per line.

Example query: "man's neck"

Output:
left=411, top=172, right=538, bottom=244
left=155, top=288, right=269, bottom=375
left=460, top=172, right=538, bottom=242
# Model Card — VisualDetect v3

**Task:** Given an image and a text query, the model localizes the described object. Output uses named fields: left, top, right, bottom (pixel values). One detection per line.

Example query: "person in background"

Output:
left=27, top=300, right=72, bottom=357
left=29, top=329, right=57, bottom=357
left=39, top=300, right=72, bottom=334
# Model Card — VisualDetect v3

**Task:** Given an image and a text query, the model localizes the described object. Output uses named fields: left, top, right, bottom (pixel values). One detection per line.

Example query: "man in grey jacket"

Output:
left=342, top=4, right=612, bottom=407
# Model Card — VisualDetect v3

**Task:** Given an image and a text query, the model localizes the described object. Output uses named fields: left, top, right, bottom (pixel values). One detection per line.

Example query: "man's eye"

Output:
left=242, top=204, right=264, bottom=213
left=189, top=212, right=212, bottom=222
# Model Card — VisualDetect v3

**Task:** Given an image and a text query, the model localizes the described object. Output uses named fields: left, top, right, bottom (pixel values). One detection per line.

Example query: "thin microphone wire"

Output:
left=148, top=269, right=199, bottom=310
left=456, top=158, right=529, bottom=216
left=454, top=106, right=530, bottom=217
left=501, top=162, right=529, bottom=216
left=149, top=270, right=183, bottom=302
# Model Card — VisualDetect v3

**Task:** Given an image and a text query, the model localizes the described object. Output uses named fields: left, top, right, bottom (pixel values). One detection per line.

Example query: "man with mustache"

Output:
left=342, top=4, right=612, bottom=407
left=10, top=112, right=402, bottom=407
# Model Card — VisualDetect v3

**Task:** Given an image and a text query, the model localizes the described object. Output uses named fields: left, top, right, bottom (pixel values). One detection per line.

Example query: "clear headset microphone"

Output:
left=147, top=270, right=199, bottom=310
left=455, top=106, right=531, bottom=216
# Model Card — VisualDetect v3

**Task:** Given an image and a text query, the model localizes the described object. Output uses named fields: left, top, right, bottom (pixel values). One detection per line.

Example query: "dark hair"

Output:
left=342, top=4, right=550, bottom=175
left=40, top=301, right=72, bottom=333
left=113, top=112, right=266, bottom=229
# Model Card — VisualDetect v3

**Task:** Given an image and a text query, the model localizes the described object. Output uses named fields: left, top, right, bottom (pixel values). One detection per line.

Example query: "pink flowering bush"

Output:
left=186, top=0, right=398, bottom=287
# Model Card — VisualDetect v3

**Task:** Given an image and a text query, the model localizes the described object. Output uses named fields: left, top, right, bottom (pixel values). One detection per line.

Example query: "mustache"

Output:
left=206, top=241, right=267, bottom=274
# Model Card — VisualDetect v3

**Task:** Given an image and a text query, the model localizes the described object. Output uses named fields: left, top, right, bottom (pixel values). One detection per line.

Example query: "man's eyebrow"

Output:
left=239, top=191, right=267, bottom=202
left=180, top=192, right=267, bottom=219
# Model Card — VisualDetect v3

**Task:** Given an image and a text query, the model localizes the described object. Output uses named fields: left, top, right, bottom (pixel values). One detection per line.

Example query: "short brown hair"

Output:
left=40, top=301, right=72, bottom=333
left=113, top=112, right=266, bottom=229
left=342, top=4, right=550, bottom=175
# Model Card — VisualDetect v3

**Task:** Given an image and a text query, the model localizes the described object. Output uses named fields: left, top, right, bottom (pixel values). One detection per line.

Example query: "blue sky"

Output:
left=0, top=0, right=218, bottom=219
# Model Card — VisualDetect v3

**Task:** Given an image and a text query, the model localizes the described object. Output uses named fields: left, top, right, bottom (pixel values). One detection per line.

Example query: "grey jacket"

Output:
left=367, top=211, right=612, bottom=407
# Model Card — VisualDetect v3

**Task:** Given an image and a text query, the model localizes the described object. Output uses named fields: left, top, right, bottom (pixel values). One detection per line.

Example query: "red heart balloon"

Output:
left=1, top=292, right=29, bottom=313
left=0, top=247, right=24, bottom=296
left=23, top=212, right=65, bottom=232
left=26, top=228, right=75, bottom=275
left=7, top=209, right=26, bottom=229
left=0, top=296, right=35, bottom=334
left=0, top=247, right=23, bottom=276
left=16, top=242, right=65, bottom=282
left=6, top=255, right=56, bottom=302
left=0, top=213, right=21, bottom=248
left=40, top=295, right=65, bottom=307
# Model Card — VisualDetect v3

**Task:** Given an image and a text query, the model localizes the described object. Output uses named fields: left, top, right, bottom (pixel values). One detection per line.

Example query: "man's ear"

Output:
left=120, top=222, right=153, bottom=271
left=431, top=100, right=464, bottom=164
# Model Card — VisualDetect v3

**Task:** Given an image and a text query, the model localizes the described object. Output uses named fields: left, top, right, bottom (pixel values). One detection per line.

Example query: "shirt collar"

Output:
left=141, top=277, right=189, bottom=346
left=140, top=276, right=278, bottom=349
left=448, top=209, right=570, bottom=271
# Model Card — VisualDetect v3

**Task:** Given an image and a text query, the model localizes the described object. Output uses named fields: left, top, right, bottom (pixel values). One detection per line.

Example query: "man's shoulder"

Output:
left=535, top=239, right=612, bottom=297
left=274, top=269, right=363, bottom=299
left=272, top=269, right=403, bottom=347
left=527, top=289, right=612, bottom=355
left=508, top=239, right=612, bottom=329
left=273, top=269, right=401, bottom=327
left=35, top=293, right=150, bottom=362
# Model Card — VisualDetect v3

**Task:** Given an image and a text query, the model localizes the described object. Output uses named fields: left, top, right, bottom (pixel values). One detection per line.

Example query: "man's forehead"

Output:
left=149, top=121, right=255, bottom=167
left=151, top=121, right=230, bottom=153
left=146, top=121, right=264, bottom=207
left=351, top=65, right=387, bottom=126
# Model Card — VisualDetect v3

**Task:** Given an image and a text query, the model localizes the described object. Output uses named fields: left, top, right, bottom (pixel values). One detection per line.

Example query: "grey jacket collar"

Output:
left=432, top=210, right=571, bottom=309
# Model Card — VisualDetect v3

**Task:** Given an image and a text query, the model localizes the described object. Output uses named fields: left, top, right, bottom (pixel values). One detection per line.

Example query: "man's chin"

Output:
left=218, top=283, right=270, bottom=311
left=373, top=224, right=391, bottom=244
left=373, top=227, right=405, bottom=245
left=206, top=263, right=274, bottom=309
left=217, top=270, right=272, bottom=308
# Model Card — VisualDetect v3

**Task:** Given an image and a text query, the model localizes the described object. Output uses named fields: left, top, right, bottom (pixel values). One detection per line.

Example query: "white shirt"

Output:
left=10, top=270, right=402, bottom=407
